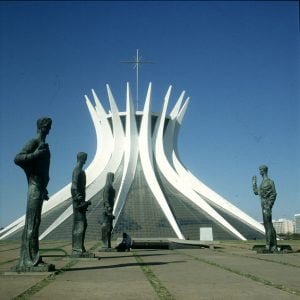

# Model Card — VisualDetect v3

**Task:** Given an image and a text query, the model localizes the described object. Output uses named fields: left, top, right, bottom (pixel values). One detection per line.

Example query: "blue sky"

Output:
left=0, top=1, right=299, bottom=228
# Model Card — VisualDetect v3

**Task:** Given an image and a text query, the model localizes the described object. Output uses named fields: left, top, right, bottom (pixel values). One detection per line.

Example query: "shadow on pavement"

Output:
left=64, top=260, right=185, bottom=272
left=99, top=253, right=169, bottom=259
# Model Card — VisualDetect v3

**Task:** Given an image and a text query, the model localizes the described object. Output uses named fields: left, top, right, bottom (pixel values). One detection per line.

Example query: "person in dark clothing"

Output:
left=116, top=232, right=132, bottom=252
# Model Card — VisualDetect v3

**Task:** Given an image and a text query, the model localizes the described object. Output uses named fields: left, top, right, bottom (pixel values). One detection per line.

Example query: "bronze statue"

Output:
left=252, top=165, right=277, bottom=252
left=71, top=152, right=91, bottom=256
left=101, top=172, right=115, bottom=248
left=14, top=117, right=53, bottom=270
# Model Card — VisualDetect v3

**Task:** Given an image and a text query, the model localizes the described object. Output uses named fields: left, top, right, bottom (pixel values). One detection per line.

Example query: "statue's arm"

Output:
left=71, top=168, right=80, bottom=192
left=71, top=169, right=83, bottom=201
left=14, top=139, right=38, bottom=166
left=103, top=199, right=114, bottom=218
left=73, top=195, right=90, bottom=210
left=72, top=170, right=90, bottom=209
left=252, top=176, right=259, bottom=195
left=76, top=201, right=90, bottom=210
left=269, top=180, right=277, bottom=202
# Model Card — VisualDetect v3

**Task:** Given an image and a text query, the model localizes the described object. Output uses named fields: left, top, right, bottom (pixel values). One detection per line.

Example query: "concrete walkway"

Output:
left=1, top=240, right=300, bottom=299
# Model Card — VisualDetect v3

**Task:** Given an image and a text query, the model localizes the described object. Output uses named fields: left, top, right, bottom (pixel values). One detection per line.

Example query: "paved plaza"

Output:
left=1, top=240, right=300, bottom=299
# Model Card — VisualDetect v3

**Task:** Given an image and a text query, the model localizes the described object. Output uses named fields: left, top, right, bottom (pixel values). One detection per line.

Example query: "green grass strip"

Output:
left=181, top=251, right=300, bottom=297
left=133, top=251, right=176, bottom=300
left=89, top=241, right=103, bottom=251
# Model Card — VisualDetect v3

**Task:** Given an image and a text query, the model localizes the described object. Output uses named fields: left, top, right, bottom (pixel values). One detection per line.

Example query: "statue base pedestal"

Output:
left=10, top=263, right=55, bottom=273
left=252, top=244, right=293, bottom=254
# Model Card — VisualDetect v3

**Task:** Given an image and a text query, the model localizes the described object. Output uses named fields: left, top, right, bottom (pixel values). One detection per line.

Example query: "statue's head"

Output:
left=37, top=117, right=52, bottom=135
left=77, top=152, right=88, bottom=164
left=106, top=172, right=114, bottom=184
left=259, top=165, right=268, bottom=175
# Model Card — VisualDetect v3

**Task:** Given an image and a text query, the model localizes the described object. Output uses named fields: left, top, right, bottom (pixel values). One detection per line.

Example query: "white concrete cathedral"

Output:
left=1, top=83, right=265, bottom=241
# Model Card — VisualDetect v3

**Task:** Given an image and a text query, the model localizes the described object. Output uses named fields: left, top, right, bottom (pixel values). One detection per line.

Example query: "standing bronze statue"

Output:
left=71, top=152, right=91, bottom=256
left=252, top=165, right=277, bottom=252
left=14, top=117, right=54, bottom=271
left=101, top=172, right=115, bottom=248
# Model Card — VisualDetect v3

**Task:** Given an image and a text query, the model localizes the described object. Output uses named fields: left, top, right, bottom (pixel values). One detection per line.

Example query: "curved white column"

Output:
left=1, top=93, right=107, bottom=240
left=171, top=96, right=190, bottom=165
left=0, top=216, right=25, bottom=239
left=39, top=93, right=113, bottom=239
left=40, top=88, right=126, bottom=240
left=39, top=205, right=73, bottom=240
left=164, top=91, right=187, bottom=168
left=84, top=86, right=125, bottom=199
left=139, top=83, right=184, bottom=239
left=154, top=86, right=246, bottom=240
left=113, top=83, right=138, bottom=224
left=105, top=84, right=126, bottom=174
left=85, top=90, right=114, bottom=184
left=171, top=106, right=265, bottom=234
left=45, top=91, right=109, bottom=209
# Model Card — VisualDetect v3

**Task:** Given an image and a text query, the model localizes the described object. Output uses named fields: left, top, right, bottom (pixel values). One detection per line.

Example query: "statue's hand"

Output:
left=43, top=191, right=49, bottom=201
left=38, top=143, right=49, bottom=150
left=76, top=195, right=83, bottom=202
left=34, top=143, right=48, bottom=157
left=252, top=176, right=257, bottom=185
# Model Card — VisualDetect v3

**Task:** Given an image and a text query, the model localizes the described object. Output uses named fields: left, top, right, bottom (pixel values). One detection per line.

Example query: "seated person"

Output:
left=115, top=232, right=132, bottom=252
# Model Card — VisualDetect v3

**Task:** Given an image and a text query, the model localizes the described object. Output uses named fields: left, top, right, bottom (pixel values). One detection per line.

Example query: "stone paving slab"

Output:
left=0, top=241, right=20, bottom=252
left=0, top=241, right=21, bottom=263
left=0, top=255, right=19, bottom=266
left=138, top=249, right=299, bottom=300
left=0, top=240, right=299, bottom=299
left=180, top=249, right=300, bottom=291
left=0, top=256, right=67, bottom=300
left=251, top=253, right=300, bottom=267
left=225, top=247, right=300, bottom=267
left=30, top=251, right=159, bottom=300
left=219, top=241, right=300, bottom=252
left=0, top=272, right=50, bottom=300
left=222, top=249, right=300, bottom=267
left=0, top=240, right=73, bottom=299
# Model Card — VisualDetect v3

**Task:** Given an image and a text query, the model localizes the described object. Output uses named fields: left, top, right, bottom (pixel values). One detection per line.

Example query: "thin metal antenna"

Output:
left=121, top=49, right=154, bottom=110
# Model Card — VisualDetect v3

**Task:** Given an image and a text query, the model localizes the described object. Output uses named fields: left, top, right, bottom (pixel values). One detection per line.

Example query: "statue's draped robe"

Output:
left=101, top=184, right=115, bottom=247
left=14, top=139, right=50, bottom=268
left=71, top=167, right=88, bottom=253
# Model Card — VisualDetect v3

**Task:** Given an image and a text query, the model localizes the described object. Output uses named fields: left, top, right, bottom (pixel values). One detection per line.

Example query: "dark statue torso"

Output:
left=102, top=184, right=115, bottom=221
left=71, top=168, right=86, bottom=207
left=259, top=178, right=276, bottom=211
left=101, top=182, right=115, bottom=248
left=15, top=139, right=50, bottom=190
